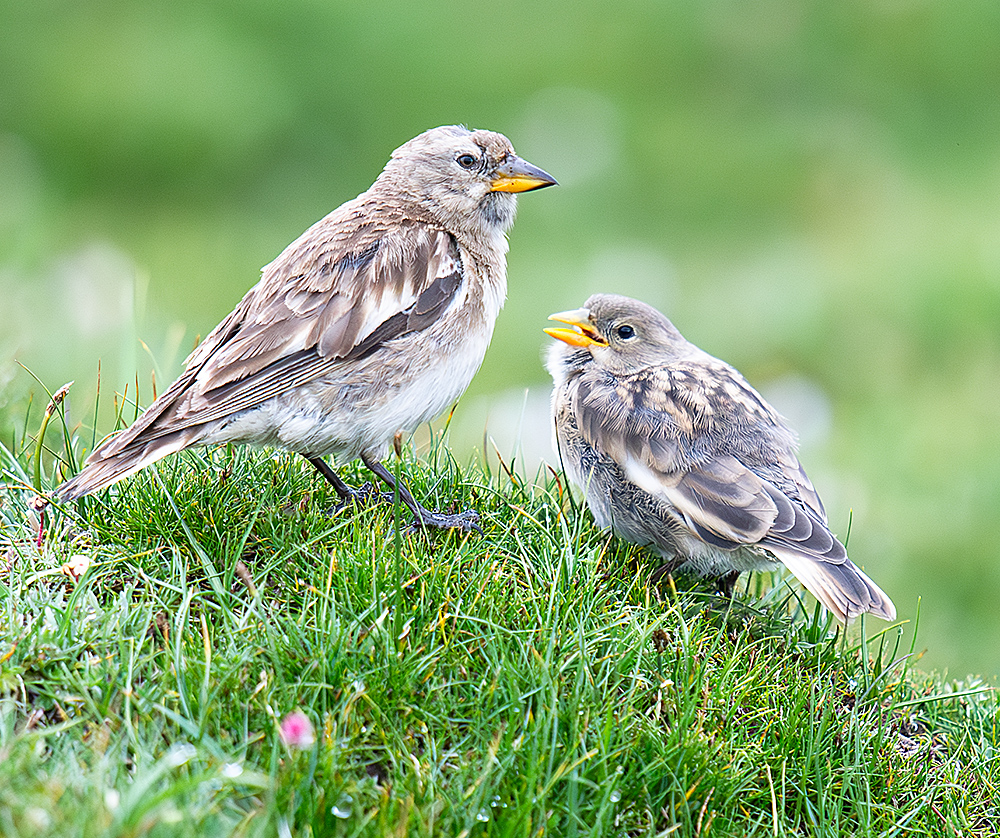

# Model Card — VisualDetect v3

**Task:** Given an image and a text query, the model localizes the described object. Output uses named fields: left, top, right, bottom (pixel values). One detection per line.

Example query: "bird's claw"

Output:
left=406, top=508, right=482, bottom=535
left=330, top=482, right=394, bottom=515
left=326, top=475, right=482, bottom=535
left=717, top=571, right=741, bottom=598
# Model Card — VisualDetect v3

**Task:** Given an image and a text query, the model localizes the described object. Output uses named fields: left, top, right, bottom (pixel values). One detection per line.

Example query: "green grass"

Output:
left=1, top=406, right=998, bottom=836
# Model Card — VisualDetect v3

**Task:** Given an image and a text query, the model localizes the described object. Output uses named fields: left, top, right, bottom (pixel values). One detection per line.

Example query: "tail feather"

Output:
left=57, top=429, right=203, bottom=501
left=55, top=364, right=215, bottom=501
left=769, top=546, right=896, bottom=623
left=55, top=293, right=252, bottom=502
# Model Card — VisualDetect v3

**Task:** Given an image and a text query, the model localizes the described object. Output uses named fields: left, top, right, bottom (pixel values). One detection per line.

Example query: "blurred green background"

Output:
left=3, top=0, right=999, bottom=676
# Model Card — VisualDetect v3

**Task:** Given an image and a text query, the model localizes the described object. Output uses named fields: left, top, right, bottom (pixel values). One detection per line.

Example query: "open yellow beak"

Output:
left=490, top=156, right=558, bottom=193
left=544, top=308, right=606, bottom=347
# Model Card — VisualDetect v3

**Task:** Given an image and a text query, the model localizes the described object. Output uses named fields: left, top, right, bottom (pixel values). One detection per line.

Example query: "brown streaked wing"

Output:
left=98, top=224, right=464, bottom=452
left=781, top=458, right=827, bottom=521
left=169, top=227, right=463, bottom=427
left=573, top=364, right=801, bottom=549
left=760, top=483, right=843, bottom=563
left=664, top=455, right=777, bottom=544
left=193, top=225, right=457, bottom=393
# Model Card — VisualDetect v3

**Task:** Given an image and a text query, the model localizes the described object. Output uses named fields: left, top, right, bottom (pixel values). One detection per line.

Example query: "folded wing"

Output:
left=58, top=218, right=464, bottom=499
left=573, top=363, right=896, bottom=622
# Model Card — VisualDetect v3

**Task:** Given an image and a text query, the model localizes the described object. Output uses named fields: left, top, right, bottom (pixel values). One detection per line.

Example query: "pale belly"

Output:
left=203, top=310, right=493, bottom=462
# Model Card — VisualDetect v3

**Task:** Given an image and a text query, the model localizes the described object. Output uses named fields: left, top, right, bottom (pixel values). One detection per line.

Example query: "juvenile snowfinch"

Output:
left=545, top=293, right=895, bottom=622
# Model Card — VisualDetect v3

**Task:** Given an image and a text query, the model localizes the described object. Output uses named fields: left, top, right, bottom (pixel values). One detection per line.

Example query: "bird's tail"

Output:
left=56, top=429, right=202, bottom=501
left=770, top=546, right=897, bottom=623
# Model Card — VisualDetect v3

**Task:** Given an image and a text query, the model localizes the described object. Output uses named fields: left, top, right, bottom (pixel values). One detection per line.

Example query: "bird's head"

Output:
left=545, top=293, right=693, bottom=380
left=378, top=125, right=556, bottom=241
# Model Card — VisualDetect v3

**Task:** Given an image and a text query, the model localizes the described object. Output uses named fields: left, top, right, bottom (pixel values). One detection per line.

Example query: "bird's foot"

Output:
left=329, top=482, right=395, bottom=515
left=358, top=456, right=482, bottom=535
left=717, top=571, right=741, bottom=598
left=406, top=507, right=482, bottom=535
left=649, top=560, right=679, bottom=587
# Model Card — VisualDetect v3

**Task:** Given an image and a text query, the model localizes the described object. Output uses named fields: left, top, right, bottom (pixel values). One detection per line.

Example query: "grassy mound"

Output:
left=1, top=434, right=996, bottom=836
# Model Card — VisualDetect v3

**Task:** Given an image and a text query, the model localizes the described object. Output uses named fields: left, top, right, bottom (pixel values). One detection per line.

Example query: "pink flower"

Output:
left=278, top=711, right=315, bottom=750
left=61, top=554, right=92, bottom=581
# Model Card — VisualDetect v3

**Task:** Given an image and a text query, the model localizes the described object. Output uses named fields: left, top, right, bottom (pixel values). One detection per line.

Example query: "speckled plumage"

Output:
left=545, top=293, right=895, bottom=622
left=56, top=126, right=555, bottom=529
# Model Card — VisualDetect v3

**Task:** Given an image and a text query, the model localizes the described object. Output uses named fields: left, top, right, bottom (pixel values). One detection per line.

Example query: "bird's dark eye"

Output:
left=616, top=324, right=636, bottom=340
left=456, top=153, right=477, bottom=169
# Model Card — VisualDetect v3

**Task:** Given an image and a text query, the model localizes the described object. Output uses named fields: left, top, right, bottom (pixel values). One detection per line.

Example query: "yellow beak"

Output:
left=544, top=308, right=606, bottom=347
left=490, top=155, right=558, bottom=193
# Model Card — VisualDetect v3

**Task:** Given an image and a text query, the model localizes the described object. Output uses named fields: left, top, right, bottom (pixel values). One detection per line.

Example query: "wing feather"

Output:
left=97, top=219, right=463, bottom=457
left=575, top=366, right=783, bottom=547
left=570, top=359, right=896, bottom=621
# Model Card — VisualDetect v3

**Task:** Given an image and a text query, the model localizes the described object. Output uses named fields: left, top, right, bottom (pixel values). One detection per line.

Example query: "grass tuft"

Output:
left=0, top=407, right=997, bottom=836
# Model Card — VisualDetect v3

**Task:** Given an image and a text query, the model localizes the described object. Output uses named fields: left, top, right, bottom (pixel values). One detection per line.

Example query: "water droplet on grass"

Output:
left=165, top=743, right=197, bottom=768
left=332, top=793, right=353, bottom=819
left=610, top=789, right=622, bottom=803
left=476, top=809, right=490, bottom=822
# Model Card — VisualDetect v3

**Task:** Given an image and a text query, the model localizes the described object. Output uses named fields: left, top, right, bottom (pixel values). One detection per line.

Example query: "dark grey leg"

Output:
left=305, top=456, right=391, bottom=512
left=650, top=557, right=680, bottom=587
left=717, top=570, right=741, bottom=598
left=305, top=456, right=354, bottom=500
left=361, top=455, right=481, bottom=533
